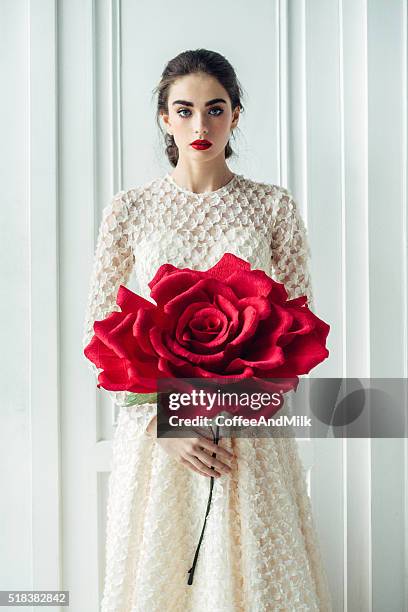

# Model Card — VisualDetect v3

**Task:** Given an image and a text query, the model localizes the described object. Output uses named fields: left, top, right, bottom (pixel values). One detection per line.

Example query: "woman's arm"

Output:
left=82, top=188, right=156, bottom=436
left=270, top=188, right=315, bottom=311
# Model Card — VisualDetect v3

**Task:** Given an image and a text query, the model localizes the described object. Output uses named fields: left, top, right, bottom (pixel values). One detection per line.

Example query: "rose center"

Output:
left=190, top=313, right=222, bottom=333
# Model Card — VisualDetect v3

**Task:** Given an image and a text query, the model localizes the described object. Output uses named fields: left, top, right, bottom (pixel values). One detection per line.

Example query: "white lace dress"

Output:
left=82, top=172, right=333, bottom=612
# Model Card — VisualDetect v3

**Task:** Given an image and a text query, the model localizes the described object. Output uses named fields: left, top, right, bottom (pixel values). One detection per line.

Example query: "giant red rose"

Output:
left=84, top=252, right=330, bottom=395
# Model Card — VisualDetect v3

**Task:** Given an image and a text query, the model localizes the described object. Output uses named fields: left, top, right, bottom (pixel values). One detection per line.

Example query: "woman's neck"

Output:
left=169, top=164, right=234, bottom=194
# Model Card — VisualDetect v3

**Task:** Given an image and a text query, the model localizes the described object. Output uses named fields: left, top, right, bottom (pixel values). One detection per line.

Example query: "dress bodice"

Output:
left=133, top=173, right=277, bottom=302
left=82, top=172, right=315, bottom=402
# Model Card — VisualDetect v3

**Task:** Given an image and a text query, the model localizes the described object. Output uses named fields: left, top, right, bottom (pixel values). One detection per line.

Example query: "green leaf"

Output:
left=123, top=392, right=158, bottom=406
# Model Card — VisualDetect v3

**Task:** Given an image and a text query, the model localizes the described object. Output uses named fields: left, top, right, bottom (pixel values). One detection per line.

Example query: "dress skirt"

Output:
left=100, top=404, right=333, bottom=612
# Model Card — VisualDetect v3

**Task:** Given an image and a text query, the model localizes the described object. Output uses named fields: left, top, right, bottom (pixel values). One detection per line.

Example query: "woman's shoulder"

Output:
left=107, top=177, right=162, bottom=221
left=237, top=176, right=305, bottom=235
left=111, top=178, right=155, bottom=202
left=238, top=175, right=295, bottom=217
left=238, top=174, right=292, bottom=199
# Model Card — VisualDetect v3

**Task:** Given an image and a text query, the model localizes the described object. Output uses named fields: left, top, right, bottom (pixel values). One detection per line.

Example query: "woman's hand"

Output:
left=145, top=416, right=233, bottom=478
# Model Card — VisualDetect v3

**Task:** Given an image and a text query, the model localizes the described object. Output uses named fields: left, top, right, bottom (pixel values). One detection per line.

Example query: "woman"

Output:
left=83, top=48, right=333, bottom=611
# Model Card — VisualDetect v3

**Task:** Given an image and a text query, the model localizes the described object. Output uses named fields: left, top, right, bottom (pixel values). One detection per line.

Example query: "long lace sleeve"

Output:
left=270, top=188, right=315, bottom=311
left=82, top=189, right=136, bottom=407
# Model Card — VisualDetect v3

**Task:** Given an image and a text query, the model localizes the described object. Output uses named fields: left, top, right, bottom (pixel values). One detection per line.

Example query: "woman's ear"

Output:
left=231, top=106, right=240, bottom=130
left=161, top=112, right=172, bottom=135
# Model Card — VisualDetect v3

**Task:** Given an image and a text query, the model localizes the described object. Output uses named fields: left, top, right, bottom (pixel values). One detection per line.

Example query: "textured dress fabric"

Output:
left=82, top=172, right=333, bottom=612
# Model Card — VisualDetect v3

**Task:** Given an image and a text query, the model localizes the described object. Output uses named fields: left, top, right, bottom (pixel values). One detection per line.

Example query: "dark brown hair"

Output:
left=152, top=49, right=245, bottom=167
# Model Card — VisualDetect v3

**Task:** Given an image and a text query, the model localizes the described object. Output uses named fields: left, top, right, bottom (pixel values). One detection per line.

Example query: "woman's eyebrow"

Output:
left=172, top=98, right=227, bottom=107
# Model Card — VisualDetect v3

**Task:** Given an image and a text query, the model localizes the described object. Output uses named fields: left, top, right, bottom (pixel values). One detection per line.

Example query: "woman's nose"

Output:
left=194, top=121, right=209, bottom=135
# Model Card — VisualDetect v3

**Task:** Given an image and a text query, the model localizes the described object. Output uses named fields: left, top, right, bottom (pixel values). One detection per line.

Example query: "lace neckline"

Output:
left=164, top=172, right=240, bottom=197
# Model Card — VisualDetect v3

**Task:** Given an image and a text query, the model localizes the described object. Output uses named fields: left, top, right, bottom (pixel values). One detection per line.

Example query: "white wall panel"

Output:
left=0, top=0, right=32, bottom=594
left=59, top=0, right=100, bottom=609
left=367, top=3, right=408, bottom=607
left=29, top=0, right=61, bottom=594
left=2, top=1, right=407, bottom=611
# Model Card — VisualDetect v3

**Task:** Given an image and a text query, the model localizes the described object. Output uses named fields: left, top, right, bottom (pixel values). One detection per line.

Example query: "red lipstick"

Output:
left=190, top=139, right=212, bottom=150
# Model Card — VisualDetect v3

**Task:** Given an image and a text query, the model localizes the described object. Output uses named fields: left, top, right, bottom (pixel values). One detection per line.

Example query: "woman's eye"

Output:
left=177, top=108, right=191, bottom=118
left=177, top=107, right=224, bottom=118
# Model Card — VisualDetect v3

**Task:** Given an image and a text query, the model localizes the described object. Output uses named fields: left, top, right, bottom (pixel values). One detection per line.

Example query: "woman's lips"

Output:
left=190, top=140, right=212, bottom=150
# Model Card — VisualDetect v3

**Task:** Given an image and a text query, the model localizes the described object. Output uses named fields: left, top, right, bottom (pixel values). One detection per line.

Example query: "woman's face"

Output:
left=161, top=72, right=240, bottom=163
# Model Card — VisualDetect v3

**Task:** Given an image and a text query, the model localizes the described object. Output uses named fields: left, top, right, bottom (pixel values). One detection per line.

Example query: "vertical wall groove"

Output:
left=111, top=0, right=122, bottom=192
left=338, top=3, right=348, bottom=607
left=402, top=2, right=408, bottom=609
left=278, top=0, right=287, bottom=186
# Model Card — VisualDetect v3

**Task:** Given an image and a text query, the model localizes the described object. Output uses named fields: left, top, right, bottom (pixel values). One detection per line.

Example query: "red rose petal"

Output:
left=163, top=277, right=238, bottom=316
left=227, top=269, right=276, bottom=298
left=133, top=308, right=159, bottom=357
left=278, top=307, right=315, bottom=343
left=116, top=284, right=156, bottom=313
left=267, top=281, right=289, bottom=304
left=95, top=349, right=156, bottom=390
left=93, top=313, right=136, bottom=359
left=165, top=332, right=227, bottom=367
left=205, top=252, right=251, bottom=281
left=147, top=262, right=180, bottom=290
left=149, top=269, right=203, bottom=305
left=279, top=333, right=330, bottom=374
left=227, top=343, right=285, bottom=371
left=238, top=295, right=272, bottom=319
left=149, top=326, right=188, bottom=367
left=179, top=359, right=254, bottom=379
left=229, top=305, right=259, bottom=346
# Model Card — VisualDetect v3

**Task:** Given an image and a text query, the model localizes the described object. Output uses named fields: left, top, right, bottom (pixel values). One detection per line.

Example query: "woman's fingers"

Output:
left=180, top=456, right=218, bottom=478
left=196, top=436, right=233, bottom=462
left=193, top=448, right=232, bottom=474
left=156, top=435, right=234, bottom=480
left=186, top=456, right=222, bottom=478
